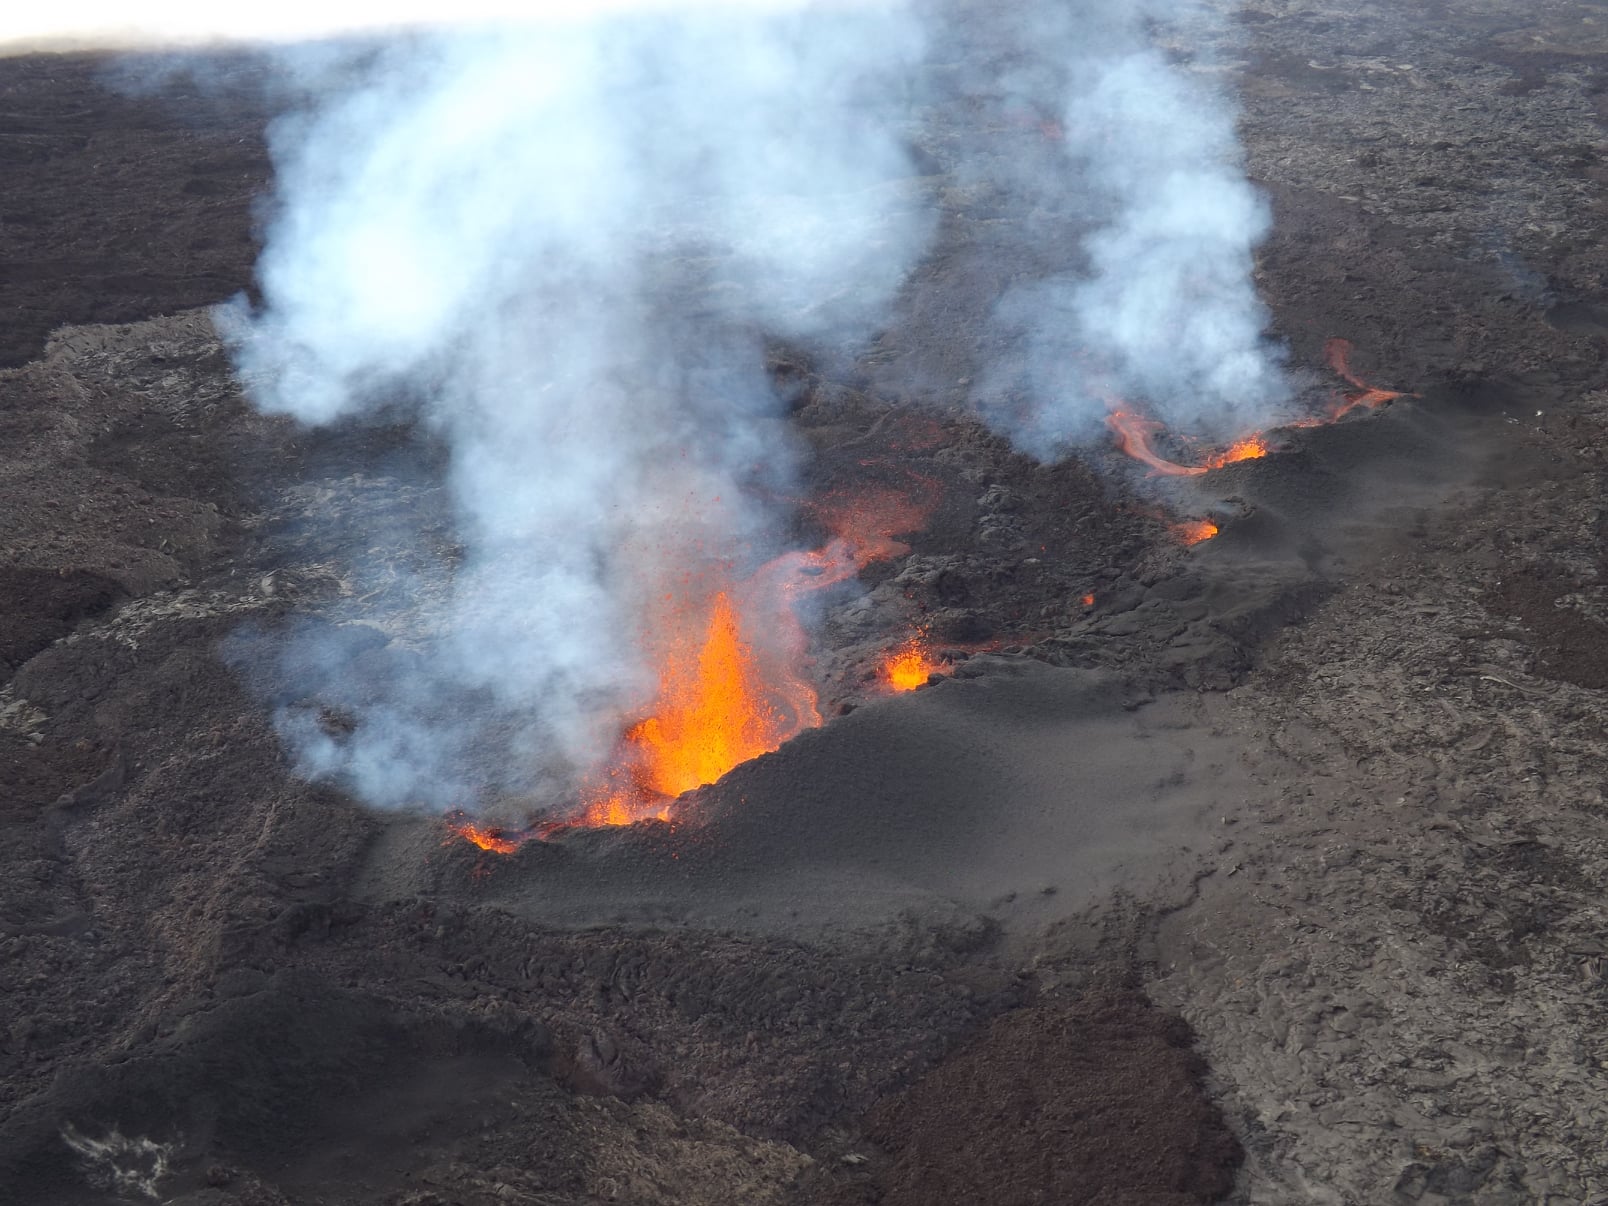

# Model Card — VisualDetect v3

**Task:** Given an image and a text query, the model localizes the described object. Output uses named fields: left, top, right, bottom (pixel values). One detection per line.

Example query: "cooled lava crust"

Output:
left=9, top=4, right=1608, bottom=1203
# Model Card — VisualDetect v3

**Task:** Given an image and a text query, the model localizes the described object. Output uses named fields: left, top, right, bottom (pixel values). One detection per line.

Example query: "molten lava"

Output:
left=1106, top=411, right=1274, bottom=477
left=1107, top=340, right=1414, bottom=476
left=1171, top=518, right=1219, bottom=546
left=444, top=816, right=523, bottom=855
left=449, top=339, right=1416, bottom=862
left=1323, top=337, right=1416, bottom=419
left=1105, top=410, right=1208, bottom=477
left=881, top=634, right=942, bottom=693
left=446, top=518, right=904, bottom=854
left=552, top=484, right=938, bottom=837
left=807, top=475, right=941, bottom=564
left=1202, top=434, right=1271, bottom=468
left=583, top=586, right=817, bottom=826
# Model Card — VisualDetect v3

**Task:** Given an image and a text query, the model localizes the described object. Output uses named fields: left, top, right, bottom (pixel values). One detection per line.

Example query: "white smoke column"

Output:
left=969, top=0, right=1285, bottom=455
left=1067, top=48, right=1281, bottom=432
left=222, top=5, right=930, bottom=811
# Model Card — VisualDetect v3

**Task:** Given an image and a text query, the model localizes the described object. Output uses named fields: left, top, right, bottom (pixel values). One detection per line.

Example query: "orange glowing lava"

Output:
left=881, top=635, right=942, bottom=693
left=573, top=485, right=933, bottom=831
left=445, top=818, right=523, bottom=855
left=443, top=471, right=943, bottom=857
left=1172, top=519, right=1219, bottom=546
left=1106, top=411, right=1272, bottom=476
left=807, top=476, right=941, bottom=564
left=1202, top=434, right=1271, bottom=468
left=1105, top=410, right=1208, bottom=477
left=1324, top=338, right=1416, bottom=419
left=447, top=519, right=910, bottom=853
left=1081, top=593, right=1095, bottom=607
left=582, top=586, right=818, bottom=825
left=1107, top=340, right=1414, bottom=476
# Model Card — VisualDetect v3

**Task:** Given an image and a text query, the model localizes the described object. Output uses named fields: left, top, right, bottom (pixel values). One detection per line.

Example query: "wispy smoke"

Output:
left=223, top=5, right=930, bottom=810
left=961, top=0, right=1285, bottom=454
left=0, top=0, right=852, bottom=51
left=212, top=0, right=1280, bottom=813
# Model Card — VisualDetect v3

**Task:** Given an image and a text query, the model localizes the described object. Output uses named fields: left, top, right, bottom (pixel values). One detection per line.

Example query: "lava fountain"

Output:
left=880, top=633, right=943, bottom=693
left=447, top=485, right=938, bottom=852
left=580, top=542, right=859, bottom=828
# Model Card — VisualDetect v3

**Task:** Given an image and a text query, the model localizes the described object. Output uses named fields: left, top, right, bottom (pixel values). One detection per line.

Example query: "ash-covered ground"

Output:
left=6, top=1, right=1608, bottom=1203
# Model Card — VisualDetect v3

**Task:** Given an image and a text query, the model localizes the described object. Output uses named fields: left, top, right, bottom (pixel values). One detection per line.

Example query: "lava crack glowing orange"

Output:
left=1107, top=339, right=1412, bottom=478
left=450, top=829, right=517, bottom=855
left=443, top=815, right=526, bottom=854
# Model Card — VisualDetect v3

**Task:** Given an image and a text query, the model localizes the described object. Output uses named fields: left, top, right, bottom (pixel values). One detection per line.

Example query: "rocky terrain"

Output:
left=5, top=1, right=1608, bottom=1203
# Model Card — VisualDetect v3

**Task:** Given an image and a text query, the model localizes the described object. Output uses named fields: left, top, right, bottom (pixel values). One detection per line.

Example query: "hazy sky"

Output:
left=0, top=0, right=871, bottom=51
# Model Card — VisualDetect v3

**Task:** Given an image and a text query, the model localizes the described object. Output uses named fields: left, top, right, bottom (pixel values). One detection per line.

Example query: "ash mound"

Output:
left=365, top=658, right=1246, bottom=934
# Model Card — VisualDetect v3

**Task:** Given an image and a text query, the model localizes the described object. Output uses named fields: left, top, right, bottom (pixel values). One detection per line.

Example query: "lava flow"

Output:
left=1108, top=339, right=1412, bottom=477
left=1106, top=410, right=1208, bottom=477
left=1322, top=337, right=1417, bottom=419
left=1105, top=412, right=1273, bottom=478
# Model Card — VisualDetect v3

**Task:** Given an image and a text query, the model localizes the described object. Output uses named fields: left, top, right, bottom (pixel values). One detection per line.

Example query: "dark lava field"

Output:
left=6, top=2, right=1608, bottom=1203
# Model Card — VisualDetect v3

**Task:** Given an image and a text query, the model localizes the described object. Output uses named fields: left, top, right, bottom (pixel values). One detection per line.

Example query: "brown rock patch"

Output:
left=860, top=989, right=1241, bottom=1206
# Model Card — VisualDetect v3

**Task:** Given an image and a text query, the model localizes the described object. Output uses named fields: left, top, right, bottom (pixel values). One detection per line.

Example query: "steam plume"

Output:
left=960, top=0, right=1285, bottom=454
left=222, top=6, right=931, bottom=810
left=77, top=0, right=1282, bottom=814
